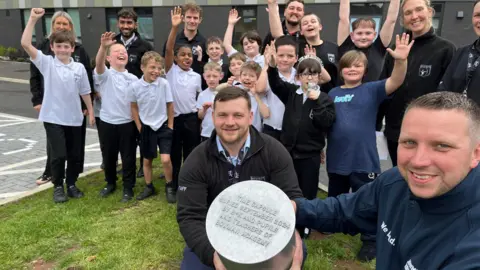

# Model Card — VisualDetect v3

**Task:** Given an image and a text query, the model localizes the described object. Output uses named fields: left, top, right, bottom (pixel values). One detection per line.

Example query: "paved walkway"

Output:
left=0, top=113, right=102, bottom=205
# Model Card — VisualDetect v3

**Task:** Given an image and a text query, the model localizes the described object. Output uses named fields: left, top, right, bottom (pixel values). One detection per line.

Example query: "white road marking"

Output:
left=0, top=76, right=29, bottom=84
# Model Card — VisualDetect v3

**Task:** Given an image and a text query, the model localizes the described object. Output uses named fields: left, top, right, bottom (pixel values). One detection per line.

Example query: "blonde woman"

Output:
left=30, top=11, right=94, bottom=185
left=379, top=0, right=455, bottom=166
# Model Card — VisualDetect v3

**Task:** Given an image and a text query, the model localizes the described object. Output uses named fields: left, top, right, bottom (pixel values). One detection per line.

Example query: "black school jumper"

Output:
left=267, top=66, right=336, bottom=199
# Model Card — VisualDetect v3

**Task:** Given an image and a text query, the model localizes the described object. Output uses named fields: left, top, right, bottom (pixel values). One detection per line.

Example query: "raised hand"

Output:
left=304, top=44, right=317, bottom=57
left=268, top=41, right=277, bottom=67
left=264, top=44, right=271, bottom=64
left=387, top=33, right=414, bottom=61
left=228, top=9, right=241, bottom=25
left=202, top=102, right=212, bottom=111
left=307, top=88, right=320, bottom=100
left=30, top=8, right=45, bottom=20
left=227, top=76, right=236, bottom=86
left=171, top=6, right=183, bottom=27
left=100, top=32, right=116, bottom=48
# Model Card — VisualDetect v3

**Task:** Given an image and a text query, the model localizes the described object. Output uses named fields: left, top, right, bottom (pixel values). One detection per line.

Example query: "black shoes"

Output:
left=53, top=186, right=68, bottom=203
left=165, top=182, right=176, bottom=204
left=121, top=189, right=134, bottom=202
left=137, top=185, right=155, bottom=200
left=99, top=184, right=116, bottom=197
left=36, top=174, right=52, bottom=185
left=67, top=185, right=84, bottom=198
left=357, top=241, right=377, bottom=262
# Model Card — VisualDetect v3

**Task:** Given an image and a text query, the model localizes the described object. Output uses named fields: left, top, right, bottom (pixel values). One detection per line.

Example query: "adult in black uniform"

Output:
left=162, top=3, right=207, bottom=74
left=380, top=0, right=455, bottom=166
left=114, top=8, right=153, bottom=178
left=30, top=11, right=93, bottom=185
left=438, top=0, right=480, bottom=106
left=261, top=0, right=305, bottom=54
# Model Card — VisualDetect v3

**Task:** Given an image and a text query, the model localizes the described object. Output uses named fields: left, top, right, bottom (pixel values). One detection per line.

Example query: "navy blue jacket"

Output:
left=295, top=166, right=480, bottom=269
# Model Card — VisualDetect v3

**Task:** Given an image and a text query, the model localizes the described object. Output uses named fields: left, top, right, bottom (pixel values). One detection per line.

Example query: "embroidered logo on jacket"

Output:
left=419, top=65, right=432, bottom=77
left=327, top=53, right=335, bottom=63
left=381, top=221, right=396, bottom=246
left=74, top=55, right=80, bottom=62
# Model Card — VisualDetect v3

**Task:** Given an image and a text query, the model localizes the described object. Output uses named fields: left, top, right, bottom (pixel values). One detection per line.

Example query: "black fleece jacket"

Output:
left=438, top=40, right=480, bottom=105
left=176, top=127, right=303, bottom=267
left=268, top=66, right=336, bottom=159
left=30, top=38, right=94, bottom=108
left=380, top=27, right=455, bottom=142
left=114, top=32, right=153, bottom=79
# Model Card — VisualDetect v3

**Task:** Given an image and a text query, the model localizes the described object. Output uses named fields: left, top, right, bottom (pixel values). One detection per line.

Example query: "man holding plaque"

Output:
left=177, top=87, right=304, bottom=269
left=292, top=92, right=480, bottom=269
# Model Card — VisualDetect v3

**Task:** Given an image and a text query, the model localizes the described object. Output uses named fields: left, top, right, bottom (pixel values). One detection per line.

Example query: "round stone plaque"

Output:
left=206, top=180, right=296, bottom=270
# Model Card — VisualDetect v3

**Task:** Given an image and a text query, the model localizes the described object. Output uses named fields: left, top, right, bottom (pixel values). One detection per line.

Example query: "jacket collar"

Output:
left=410, top=165, right=480, bottom=214
left=408, top=27, right=436, bottom=42
left=206, top=126, right=265, bottom=160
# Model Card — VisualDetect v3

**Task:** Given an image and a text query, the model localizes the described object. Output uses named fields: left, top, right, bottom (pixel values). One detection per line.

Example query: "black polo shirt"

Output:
left=162, top=30, right=207, bottom=74
left=338, top=37, right=387, bottom=82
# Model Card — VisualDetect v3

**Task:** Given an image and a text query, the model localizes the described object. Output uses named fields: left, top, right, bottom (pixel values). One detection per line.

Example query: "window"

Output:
left=66, top=9, right=82, bottom=43
left=22, top=9, right=36, bottom=43
left=106, top=8, right=154, bottom=46
left=42, top=9, right=56, bottom=38
left=432, top=3, right=443, bottom=34
left=232, top=6, right=258, bottom=51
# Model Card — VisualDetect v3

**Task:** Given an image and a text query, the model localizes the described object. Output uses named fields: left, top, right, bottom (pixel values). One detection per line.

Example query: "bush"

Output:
left=0, top=45, right=6, bottom=57
left=6, top=47, right=18, bottom=60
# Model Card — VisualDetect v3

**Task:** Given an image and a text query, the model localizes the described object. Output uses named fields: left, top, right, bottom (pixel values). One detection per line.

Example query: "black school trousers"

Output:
left=43, top=116, right=86, bottom=177
left=328, top=172, right=378, bottom=242
left=100, top=120, right=137, bottom=190
left=171, top=112, right=200, bottom=190
left=43, top=122, right=82, bottom=187
left=293, top=155, right=321, bottom=200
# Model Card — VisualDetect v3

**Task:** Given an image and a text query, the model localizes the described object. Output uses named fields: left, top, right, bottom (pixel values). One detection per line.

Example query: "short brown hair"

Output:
left=406, top=92, right=480, bottom=142
left=301, top=12, right=322, bottom=26
left=214, top=86, right=251, bottom=111
left=183, top=3, right=203, bottom=18
left=351, top=18, right=376, bottom=31
left=50, top=29, right=76, bottom=47
left=338, top=50, right=368, bottom=78
left=239, top=31, right=262, bottom=48
left=228, top=52, right=247, bottom=63
left=204, top=62, right=223, bottom=73
left=141, top=51, right=164, bottom=67
left=240, top=61, right=262, bottom=78
left=117, top=8, right=138, bottom=22
left=206, top=36, right=224, bottom=49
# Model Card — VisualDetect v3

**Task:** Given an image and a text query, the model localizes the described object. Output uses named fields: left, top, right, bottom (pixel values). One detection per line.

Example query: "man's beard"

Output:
left=122, top=30, right=134, bottom=38
left=286, top=19, right=300, bottom=27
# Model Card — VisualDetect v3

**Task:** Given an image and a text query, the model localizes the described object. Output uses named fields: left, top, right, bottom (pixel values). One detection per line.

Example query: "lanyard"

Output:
left=123, top=35, right=138, bottom=51
left=464, top=44, right=480, bottom=97
left=221, top=147, right=248, bottom=185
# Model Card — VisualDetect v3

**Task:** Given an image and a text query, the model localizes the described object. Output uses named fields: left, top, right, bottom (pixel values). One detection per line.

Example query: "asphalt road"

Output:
left=0, top=61, right=37, bottom=119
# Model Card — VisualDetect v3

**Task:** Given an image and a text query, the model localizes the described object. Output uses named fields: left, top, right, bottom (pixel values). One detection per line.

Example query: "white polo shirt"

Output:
left=30, top=50, right=91, bottom=126
left=94, top=67, right=138, bottom=125
left=264, top=68, right=299, bottom=130
left=196, top=88, right=216, bottom=138
left=166, top=64, right=202, bottom=117
left=128, top=77, right=173, bottom=131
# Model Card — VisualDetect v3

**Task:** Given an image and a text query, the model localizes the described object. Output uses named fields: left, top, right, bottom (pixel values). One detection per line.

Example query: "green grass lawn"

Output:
left=0, top=160, right=375, bottom=270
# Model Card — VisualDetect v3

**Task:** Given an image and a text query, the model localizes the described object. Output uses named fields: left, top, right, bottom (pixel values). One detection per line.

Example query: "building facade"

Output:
left=0, top=0, right=477, bottom=58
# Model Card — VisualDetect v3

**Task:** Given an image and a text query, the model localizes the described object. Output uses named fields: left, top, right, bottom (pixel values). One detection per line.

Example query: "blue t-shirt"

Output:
left=327, top=80, right=387, bottom=175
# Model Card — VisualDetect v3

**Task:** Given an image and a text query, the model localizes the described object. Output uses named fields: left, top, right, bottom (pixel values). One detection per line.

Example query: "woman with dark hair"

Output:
left=380, top=0, right=455, bottom=166
left=438, top=0, right=480, bottom=105
left=30, top=11, right=93, bottom=185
